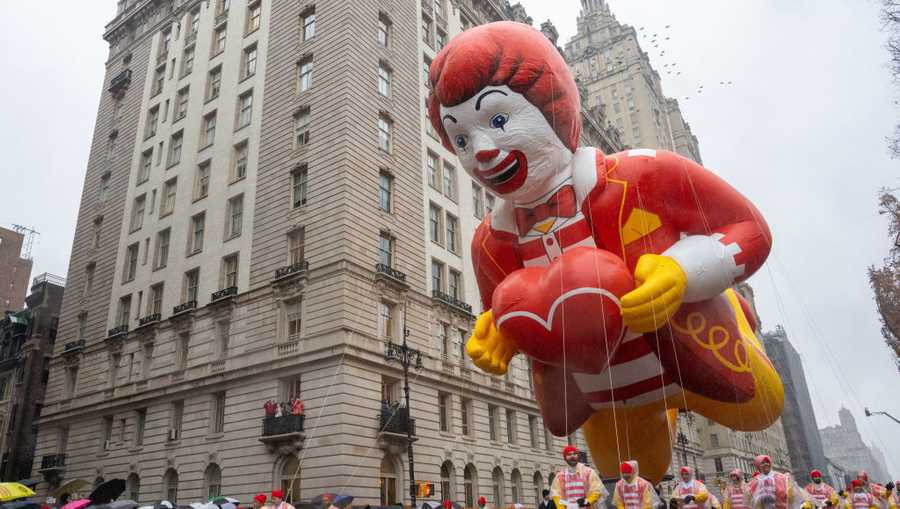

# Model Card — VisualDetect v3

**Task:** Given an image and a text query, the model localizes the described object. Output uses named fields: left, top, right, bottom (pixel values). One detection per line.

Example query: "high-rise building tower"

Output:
left=32, top=0, right=622, bottom=506
left=0, top=227, right=34, bottom=312
left=820, top=408, right=891, bottom=482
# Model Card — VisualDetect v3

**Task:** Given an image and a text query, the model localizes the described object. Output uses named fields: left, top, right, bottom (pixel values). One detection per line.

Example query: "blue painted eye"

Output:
left=455, top=134, right=468, bottom=149
left=490, top=113, right=509, bottom=129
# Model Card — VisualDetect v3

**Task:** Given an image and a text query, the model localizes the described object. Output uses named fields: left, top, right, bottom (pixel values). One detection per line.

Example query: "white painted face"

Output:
left=440, top=86, right=574, bottom=204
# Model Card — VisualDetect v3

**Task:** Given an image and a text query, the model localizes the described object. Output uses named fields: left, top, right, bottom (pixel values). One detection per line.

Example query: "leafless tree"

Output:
left=881, top=2, right=900, bottom=156
left=868, top=189, right=900, bottom=371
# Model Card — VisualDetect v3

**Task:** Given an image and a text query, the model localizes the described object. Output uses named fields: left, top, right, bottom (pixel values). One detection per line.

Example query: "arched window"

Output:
left=126, top=473, right=140, bottom=503
left=464, top=464, right=478, bottom=508
left=440, top=461, right=455, bottom=502
left=533, top=471, right=544, bottom=506
left=492, top=467, right=505, bottom=506
left=204, top=464, right=222, bottom=499
left=162, top=469, right=179, bottom=503
left=280, top=456, right=302, bottom=503
left=511, top=469, right=522, bottom=504
left=381, top=455, right=399, bottom=505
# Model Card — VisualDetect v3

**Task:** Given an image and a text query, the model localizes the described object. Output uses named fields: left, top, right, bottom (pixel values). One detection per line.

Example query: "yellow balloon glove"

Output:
left=466, top=310, right=517, bottom=375
left=621, top=254, right=687, bottom=333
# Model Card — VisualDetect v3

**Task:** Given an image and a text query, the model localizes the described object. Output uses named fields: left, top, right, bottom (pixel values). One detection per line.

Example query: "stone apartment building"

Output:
left=0, top=227, right=34, bottom=313
left=31, top=0, right=624, bottom=507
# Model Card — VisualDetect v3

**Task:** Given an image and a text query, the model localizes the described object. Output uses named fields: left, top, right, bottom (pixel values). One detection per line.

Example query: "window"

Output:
left=160, top=28, right=172, bottom=56
left=163, top=469, right=179, bottom=503
left=288, top=228, right=305, bottom=265
left=710, top=433, right=719, bottom=448
left=108, top=352, right=121, bottom=388
left=427, top=152, right=439, bottom=189
left=378, top=171, right=392, bottom=212
left=217, top=323, right=230, bottom=359
left=429, top=203, right=442, bottom=244
left=302, top=9, right=316, bottom=41
left=139, top=149, right=153, bottom=183
left=438, top=321, right=449, bottom=356
left=461, top=398, right=472, bottom=436
left=161, top=178, right=177, bottom=217
left=378, top=301, right=395, bottom=339
left=222, top=253, right=239, bottom=288
left=101, top=416, right=113, bottom=450
left=446, top=214, right=459, bottom=253
left=377, top=14, right=391, bottom=47
left=714, top=457, right=724, bottom=473
left=84, top=264, right=95, bottom=296
left=472, top=183, right=484, bottom=219
left=434, top=0, right=445, bottom=18
left=246, top=1, right=261, bottom=33
left=488, top=404, right=498, bottom=441
left=377, top=114, right=392, bottom=153
left=292, top=165, right=308, bottom=207
left=182, top=45, right=195, bottom=76
left=442, top=162, right=456, bottom=199
left=124, top=243, right=139, bottom=282
left=64, top=365, right=78, bottom=398
left=135, top=408, right=147, bottom=446
left=207, top=66, right=222, bottom=100
left=506, top=409, right=516, bottom=443
left=232, top=141, right=249, bottom=181
left=529, top=415, right=538, bottom=448
left=423, top=57, right=431, bottom=87
left=226, top=195, right=243, bottom=238
left=168, top=131, right=183, bottom=166
left=378, top=232, right=394, bottom=267
left=212, top=25, right=227, bottom=55
left=441, top=461, right=454, bottom=501
left=431, top=259, right=444, bottom=292
left=237, top=91, right=253, bottom=128
left=188, top=9, right=200, bottom=40
left=438, top=392, right=450, bottom=432
left=183, top=269, right=200, bottom=303
left=211, top=392, right=226, bottom=433
left=175, top=333, right=190, bottom=370
left=285, top=299, right=302, bottom=339
left=216, top=0, right=230, bottom=15
left=294, top=107, right=310, bottom=147
left=169, top=401, right=184, bottom=439
left=130, top=194, right=146, bottom=232
left=298, top=57, right=313, bottom=92
left=153, top=66, right=165, bottom=96
left=448, top=269, right=461, bottom=300
left=98, top=172, right=110, bottom=203
left=486, top=194, right=495, bottom=215
left=189, top=213, right=205, bottom=254
left=511, top=469, right=522, bottom=504
left=242, top=44, right=258, bottom=79
left=436, top=28, right=447, bottom=51
left=457, top=328, right=467, bottom=362
left=154, top=229, right=171, bottom=269
left=195, top=162, right=210, bottom=200
left=204, top=464, right=222, bottom=499
left=175, top=87, right=189, bottom=121
left=378, top=63, right=392, bottom=97
left=117, top=295, right=132, bottom=327
left=146, top=106, right=160, bottom=138
left=492, top=467, right=505, bottom=506
left=422, top=16, right=433, bottom=47
left=202, top=111, right=217, bottom=147
left=280, top=456, right=302, bottom=503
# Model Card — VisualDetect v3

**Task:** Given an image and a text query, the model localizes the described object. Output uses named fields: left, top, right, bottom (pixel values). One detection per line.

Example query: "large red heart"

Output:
left=492, top=247, right=634, bottom=373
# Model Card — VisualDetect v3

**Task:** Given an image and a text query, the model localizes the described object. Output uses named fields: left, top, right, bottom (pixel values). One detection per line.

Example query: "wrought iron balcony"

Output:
left=274, top=260, right=309, bottom=280
left=375, top=263, right=407, bottom=284
left=40, top=454, right=65, bottom=470
left=378, top=407, right=416, bottom=436
left=138, top=313, right=161, bottom=326
left=173, top=300, right=197, bottom=315
left=211, top=286, right=237, bottom=302
left=107, top=324, right=129, bottom=338
left=431, top=289, right=473, bottom=315
left=262, top=414, right=306, bottom=436
left=109, top=69, right=132, bottom=96
left=63, top=340, right=85, bottom=352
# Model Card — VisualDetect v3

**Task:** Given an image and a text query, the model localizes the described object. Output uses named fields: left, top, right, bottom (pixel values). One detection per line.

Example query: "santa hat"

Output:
left=254, top=495, right=267, bottom=504
left=272, top=489, right=284, bottom=499
left=478, top=496, right=487, bottom=507
left=562, top=445, right=579, bottom=458
left=620, top=461, right=635, bottom=474
left=443, top=501, right=452, bottom=509
left=730, top=469, right=743, bottom=478
left=680, top=466, right=692, bottom=476
left=810, top=470, right=822, bottom=478
left=857, top=471, right=868, bottom=482
left=851, top=480, right=862, bottom=488
left=753, top=455, right=771, bottom=469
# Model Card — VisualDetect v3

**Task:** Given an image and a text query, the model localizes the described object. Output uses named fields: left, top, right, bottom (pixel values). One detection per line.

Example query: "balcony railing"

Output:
left=262, top=414, right=306, bottom=436
left=138, top=313, right=161, bottom=326
left=40, top=454, right=66, bottom=470
left=107, top=324, right=129, bottom=338
left=63, top=340, right=85, bottom=352
left=184, top=32, right=197, bottom=46
left=173, top=300, right=197, bottom=315
left=211, top=286, right=237, bottom=302
left=375, top=263, right=407, bottom=284
left=108, top=69, right=132, bottom=95
left=432, top=290, right=473, bottom=314
left=379, top=407, right=416, bottom=436
left=215, top=10, right=229, bottom=26
left=274, top=260, right=309, bottom=280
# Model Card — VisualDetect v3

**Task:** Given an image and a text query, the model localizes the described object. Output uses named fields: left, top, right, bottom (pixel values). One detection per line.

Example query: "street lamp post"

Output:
left=384, top=300, right=423, bottom=509
left=864, top=407, right=900, bottom=425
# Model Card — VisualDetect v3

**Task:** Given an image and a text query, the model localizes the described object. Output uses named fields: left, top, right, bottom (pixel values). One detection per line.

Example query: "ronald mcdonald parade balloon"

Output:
left=426, top=21, right=785, bottom=483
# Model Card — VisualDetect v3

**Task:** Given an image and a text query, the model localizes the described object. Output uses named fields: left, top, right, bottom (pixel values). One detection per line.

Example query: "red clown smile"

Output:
left=477, top=150, right=528, bottom=195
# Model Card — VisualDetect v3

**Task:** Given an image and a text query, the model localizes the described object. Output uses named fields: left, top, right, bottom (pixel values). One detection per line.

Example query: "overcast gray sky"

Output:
left=0, top=1, right=898, bottom=478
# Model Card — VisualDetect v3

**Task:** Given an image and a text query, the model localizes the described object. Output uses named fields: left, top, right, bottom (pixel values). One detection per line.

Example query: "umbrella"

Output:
left=1, top=501, right=40, bottom=509
left=295, top=503, right=318, bottom=509
left=210, top=499, right=238, bottom=506
left=56, top=480, right=91, bottom=501
left=419, top=503, right=441, bottom=509
left=61, top=500, right=92, bottom=509
left=332, top=496, right=353, bottom=509
left=153, top=502, right=174, bottom=509
left=0, top=484, right=35, bottom=503
left=109, top=501, right=139, bottom=509
left=89, top=479, right=126, bottom=504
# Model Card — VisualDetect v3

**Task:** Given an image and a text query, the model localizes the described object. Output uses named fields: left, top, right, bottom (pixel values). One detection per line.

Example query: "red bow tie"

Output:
left=514, top=185, right=578, bottom=236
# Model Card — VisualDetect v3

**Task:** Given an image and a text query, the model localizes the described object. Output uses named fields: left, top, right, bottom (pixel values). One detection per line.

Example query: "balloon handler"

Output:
left=427, top=20, right=786, bottom=483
